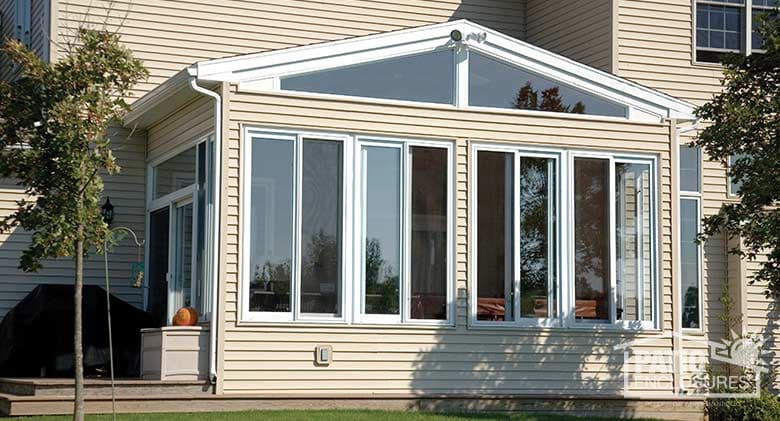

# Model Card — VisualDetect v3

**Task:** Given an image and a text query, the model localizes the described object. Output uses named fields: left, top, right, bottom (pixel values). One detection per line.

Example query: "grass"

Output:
left=15, top=409, right=664, bottom=421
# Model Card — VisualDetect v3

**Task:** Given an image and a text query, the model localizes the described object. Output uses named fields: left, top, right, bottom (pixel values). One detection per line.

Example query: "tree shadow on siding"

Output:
left=406, top=324, right=673, bottom=418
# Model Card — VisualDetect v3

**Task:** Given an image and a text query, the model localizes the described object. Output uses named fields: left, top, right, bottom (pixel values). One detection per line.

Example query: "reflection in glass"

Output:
left=281, top=50, right=454, bottom=104
left=173, top=202, right=194, bottom=309
left=573, top=158, right=611, bottom=321
left=615, top=162, right=653, bottom=322
left=681, top=199, right=700, bottom=329
left=519, top=157, right=557, bottom=318
left=477, top=151, right=514, bottom=322
left=468, top=52, right=627, bottom=117
left=249, top=138, right=294, bottom=313
left=154, top=146, right=196, bottom=198
left=410, top=146, right=448, bottom=320
left=300, top=140, right=343, bottom=316
left=363, top=146, right=402, bottom=315
left=680, top=145, right=701, bottom=193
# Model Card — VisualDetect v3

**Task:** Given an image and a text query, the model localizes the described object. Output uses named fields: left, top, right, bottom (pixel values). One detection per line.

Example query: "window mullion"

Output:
left=402, top=143, right=411, bottom=324
left=746, top=2, right=753, bottom=55
left=513, top=152, right=522, bottom=323
left=609, top=158, right=618, bottom=325
left=293, top=135, right=304, bottom=321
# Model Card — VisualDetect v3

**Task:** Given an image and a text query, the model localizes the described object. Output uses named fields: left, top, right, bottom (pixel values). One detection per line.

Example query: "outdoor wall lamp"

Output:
left=101, top=197, right=115, bottom=225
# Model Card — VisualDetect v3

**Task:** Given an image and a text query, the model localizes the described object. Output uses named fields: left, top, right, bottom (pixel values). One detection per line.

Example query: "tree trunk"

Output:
left=73, top=224, right=84, bottom=421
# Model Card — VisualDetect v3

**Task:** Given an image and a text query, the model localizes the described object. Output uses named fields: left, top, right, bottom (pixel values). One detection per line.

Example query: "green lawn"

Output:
left=15, top=409, right=662, bottom=421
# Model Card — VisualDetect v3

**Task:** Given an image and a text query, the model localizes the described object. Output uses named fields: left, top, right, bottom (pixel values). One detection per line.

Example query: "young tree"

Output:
left=693, top=10, right=780, bottom=296
left=0, top=29, right=147, bottom=420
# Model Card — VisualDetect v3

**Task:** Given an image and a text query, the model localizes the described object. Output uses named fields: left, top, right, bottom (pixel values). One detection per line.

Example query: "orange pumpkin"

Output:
left=172, top=307, right=199, bottom=326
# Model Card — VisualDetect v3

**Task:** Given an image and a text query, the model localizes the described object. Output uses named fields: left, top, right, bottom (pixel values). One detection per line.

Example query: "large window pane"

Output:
left=519, top=157, right=557, bottom=318
left=615, top=163, right=653, bottom=322
left=281, top=51, right=454, bottom=104
left=363, top=146, right=401, bottom=315
left=477, top=151, right=514, bottom=322
left=410, top=146, right=448, bottom=320
left=681, top=199, right=701, bottom=329
left=468, top=52, right=627, bottom=117
left=249, top=139, right=294, bottom=313
left=574, top=158, right=611, bottom=321
left=154, top=146, right=196, bottom=198
left=300, top=140, right=343, bottom=316
left=680, top=145, right=701, bottom=193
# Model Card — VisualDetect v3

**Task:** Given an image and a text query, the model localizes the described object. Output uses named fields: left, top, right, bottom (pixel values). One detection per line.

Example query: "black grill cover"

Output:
left=0, top=284, right=156, bottom=377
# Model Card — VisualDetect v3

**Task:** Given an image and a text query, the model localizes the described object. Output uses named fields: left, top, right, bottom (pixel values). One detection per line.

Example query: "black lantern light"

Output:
left=101, top=197, right=115, bottom=225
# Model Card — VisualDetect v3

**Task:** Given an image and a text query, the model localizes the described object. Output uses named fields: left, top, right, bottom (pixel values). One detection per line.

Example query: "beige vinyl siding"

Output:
left=147, top=95, right=215, bottom=164
left=525, top=0, right=613, bottom=72
left=57, top=0, right=526, bottom=100
left=616, top=0, right=723, bottom=106
left=0, top=130, right=146, bottom=319
left=220, top=88, right=676, bottom=395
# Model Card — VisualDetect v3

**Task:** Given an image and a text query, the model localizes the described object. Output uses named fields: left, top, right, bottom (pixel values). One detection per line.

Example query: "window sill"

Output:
left=234, top=319, right=456, bottom=330
left=467, top=321, right=662, bottom=334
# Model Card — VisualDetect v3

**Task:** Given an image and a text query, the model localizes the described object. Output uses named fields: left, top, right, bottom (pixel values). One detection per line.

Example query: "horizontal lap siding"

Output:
left=0, top=130, right=146, bottom=319
left=57, top=0, right=526, bottom=101
left=617, top=0, right=722, bottom=106
left=525, top=0, right=613, bottom=72
left=222, top=89, right=675, bottom=396
left=147, top=95, right=215, bottom=163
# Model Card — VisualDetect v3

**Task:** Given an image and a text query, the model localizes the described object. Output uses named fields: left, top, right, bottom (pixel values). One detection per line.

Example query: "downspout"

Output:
left=672, top=117, right=700, bottom=395
left=188, top=68, right=222, bottom=386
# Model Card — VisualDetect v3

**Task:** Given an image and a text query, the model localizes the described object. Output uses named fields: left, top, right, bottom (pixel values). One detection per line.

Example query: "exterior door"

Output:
left=147, top=207, right=170, bottom=327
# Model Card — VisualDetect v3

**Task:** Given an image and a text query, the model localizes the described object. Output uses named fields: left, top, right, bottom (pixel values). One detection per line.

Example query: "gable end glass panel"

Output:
left=468, top=53, right=627, bottom=118
left=281, top=50, right=454, bottom=104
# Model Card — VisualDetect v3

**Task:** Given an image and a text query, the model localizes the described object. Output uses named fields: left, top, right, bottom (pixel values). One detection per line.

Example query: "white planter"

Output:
left=140, top=326, right=209, bottom=381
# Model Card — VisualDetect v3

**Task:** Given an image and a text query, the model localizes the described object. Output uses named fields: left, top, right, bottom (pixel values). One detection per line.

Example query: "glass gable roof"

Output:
left=276, top=43, right=629, bottom=118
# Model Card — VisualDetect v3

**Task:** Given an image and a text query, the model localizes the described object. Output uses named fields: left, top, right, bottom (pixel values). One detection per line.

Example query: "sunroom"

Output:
left=125, top=20, right=696, bottom=391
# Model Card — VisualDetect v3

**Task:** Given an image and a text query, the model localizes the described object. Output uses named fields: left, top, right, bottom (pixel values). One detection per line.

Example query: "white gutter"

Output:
left=188, top=68, right=222, bottom=386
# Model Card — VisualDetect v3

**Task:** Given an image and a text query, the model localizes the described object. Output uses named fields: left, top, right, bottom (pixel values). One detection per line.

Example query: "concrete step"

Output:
left=0, top=377, right=211, bottom=398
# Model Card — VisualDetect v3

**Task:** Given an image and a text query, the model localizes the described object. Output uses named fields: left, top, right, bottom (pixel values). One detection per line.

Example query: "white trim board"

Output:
left=187, top=19, right=695, bottom=123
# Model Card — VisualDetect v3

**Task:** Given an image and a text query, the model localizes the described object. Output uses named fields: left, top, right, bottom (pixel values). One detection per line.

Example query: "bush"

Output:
left=707, top=390, right=780, bottom=421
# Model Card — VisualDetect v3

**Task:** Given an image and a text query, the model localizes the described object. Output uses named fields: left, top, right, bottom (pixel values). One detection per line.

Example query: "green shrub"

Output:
left=707, top=390, right=780, bottom=421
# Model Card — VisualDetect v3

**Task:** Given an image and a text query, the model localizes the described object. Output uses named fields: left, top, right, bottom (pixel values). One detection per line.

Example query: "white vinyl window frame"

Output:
left=567, top=152, right=660, bottom=330
left=240, top=127, right=456, bottom=326
left=144, top=135, right=213, bottom=322
left=693, top=0, right=776, bottom=64
left=679, top=197, right=704, bottom=333
left=677, top=144, right=704, bottom=333
left=468, top=143, right=563, bottom=329
left=353, top=135, right=456, bottom=327
left=240, top=129, right=351, bottom=324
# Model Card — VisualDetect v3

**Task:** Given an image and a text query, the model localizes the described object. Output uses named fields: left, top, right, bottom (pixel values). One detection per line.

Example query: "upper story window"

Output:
left=14, top=0, right=31, bottom=49
left=695, top=0, right=778, bottom=63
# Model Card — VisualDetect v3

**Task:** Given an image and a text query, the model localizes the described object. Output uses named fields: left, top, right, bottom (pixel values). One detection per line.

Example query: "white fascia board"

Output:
left=125, top=68, right=194, bottom=128
left=195, top=21, right=462, bottom=82
left=193, top=19, right=695, bottom=122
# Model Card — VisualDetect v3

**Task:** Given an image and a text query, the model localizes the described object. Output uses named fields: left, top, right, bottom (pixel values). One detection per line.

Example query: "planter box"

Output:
left=140, top=326, right=208, bottom=381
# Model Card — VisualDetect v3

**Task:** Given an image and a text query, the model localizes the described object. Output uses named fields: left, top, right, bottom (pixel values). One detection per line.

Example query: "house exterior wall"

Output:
left=55, top=0, right=526, bottom=101
left=0, top=130, right=147, bottom=319
left=525, top=0, right=614, bottom=73
left=147, top=95, right=215, bottom=164
left=219, top=87, right=677, bottom=395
